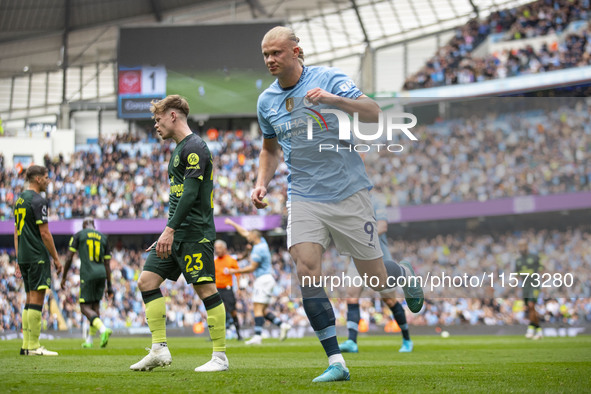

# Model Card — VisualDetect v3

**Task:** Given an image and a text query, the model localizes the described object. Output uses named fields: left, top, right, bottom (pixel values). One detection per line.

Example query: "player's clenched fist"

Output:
left=251, top=186, right=268, bottom=209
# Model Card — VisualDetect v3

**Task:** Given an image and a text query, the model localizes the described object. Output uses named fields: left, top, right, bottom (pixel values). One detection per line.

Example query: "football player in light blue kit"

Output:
left=339, top=193, right=413, bottom=354
left=251, top=26, right=424, bottom=382
left=225, top=218, right=291, bottom=345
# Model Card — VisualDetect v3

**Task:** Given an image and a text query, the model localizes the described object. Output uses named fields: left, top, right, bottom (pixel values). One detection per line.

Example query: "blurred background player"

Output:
left=224, top=218, right=291, bottom=344
left=14, top=165, right=62, bottom=356
left=214, top=239, right=243, bottom=340
left=339, top=193, right=413, bottom=353
left=130, top=95, right=228, bottom=372
left=515, top=238, right=543, bottom=340
left=61, top=217, right=113, bottom=348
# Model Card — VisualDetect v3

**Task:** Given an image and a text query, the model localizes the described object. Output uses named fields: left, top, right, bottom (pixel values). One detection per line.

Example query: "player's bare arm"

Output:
left=60, top=249, right=76, bottom=290
left=39, top=222, right=62, bottom=275
left=13, top=227, right=21, bottom=279
left=104, top=257, right=114, bottom=300
left=229, top=260, right=259, bottom=275
left=235, top=244, right=252, bottom=260
left=13, top=226, right=18, bottom=259
left=377, top=219, right=388, bottom=236
left=225, top=218, right=250, bottom=238
left=305, top=89, right=380, bottom=123
left=252, top=137, right=282, bottom=209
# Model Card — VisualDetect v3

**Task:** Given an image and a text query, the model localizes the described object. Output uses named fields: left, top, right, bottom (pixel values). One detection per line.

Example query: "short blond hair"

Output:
left=262, top=26, right=304, bottom=65
left=150, top=94, right=189, bottom=117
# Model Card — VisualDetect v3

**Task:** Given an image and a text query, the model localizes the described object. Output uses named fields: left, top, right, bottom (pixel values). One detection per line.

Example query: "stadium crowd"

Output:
left=0, top=225, right=589, bottom=334
left=366, top=102, right=591, bottom=206
left=403, top=0, right=591, bottom=90
left=504, top=0, right=590, bottom=40
left=0, top=131, right=288, bottom=221
left=0, top=102, right=589, bottom=221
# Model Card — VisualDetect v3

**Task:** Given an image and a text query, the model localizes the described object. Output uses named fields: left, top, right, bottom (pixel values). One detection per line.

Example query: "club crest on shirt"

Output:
left=173, top=155, right=180, bottom=167
left=285, top=97, right=294, bottom=112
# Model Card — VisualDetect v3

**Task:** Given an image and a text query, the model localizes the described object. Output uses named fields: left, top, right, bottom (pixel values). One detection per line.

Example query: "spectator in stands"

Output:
left=404, top=0, right=591, bottom=90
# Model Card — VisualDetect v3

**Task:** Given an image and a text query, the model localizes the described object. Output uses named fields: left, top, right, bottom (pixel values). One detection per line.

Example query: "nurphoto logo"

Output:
left=306, top=109, right=418, bottom=153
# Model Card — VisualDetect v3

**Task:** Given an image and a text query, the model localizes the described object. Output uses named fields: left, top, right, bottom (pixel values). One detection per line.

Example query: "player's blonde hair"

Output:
left=262, top=26, right=304, bottom=65
left=150, top=94, right=189, bottom=117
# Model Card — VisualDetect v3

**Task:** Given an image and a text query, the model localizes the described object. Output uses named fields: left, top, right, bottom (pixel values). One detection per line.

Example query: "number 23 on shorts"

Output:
left=184, top=253, right=203, bottom=272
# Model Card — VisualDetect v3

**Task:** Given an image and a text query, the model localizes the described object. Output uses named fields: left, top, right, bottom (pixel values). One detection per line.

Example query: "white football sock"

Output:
left=328, top=354, right=345, bottom=366
left=213, top=351, right=226, bottom=361
left=151, top=342, right=167, bottom=351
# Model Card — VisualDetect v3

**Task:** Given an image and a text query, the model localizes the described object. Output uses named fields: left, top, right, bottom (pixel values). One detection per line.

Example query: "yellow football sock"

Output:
left=89, top=325, right=97, bottom=337
left=92, top=317, right=105, bottom=333
left=206, top=303, right=226, bottom=352
left=145, top=297, right=167, bottom=344
left=22, top=308, right=29, bottom=350
left=28, top=306, right=42, bottom=350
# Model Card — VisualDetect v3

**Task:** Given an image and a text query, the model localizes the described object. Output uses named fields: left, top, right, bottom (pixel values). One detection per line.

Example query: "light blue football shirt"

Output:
left=257, top=65, right=373, bottom=202
left=251, top=237, right=272, bottom=278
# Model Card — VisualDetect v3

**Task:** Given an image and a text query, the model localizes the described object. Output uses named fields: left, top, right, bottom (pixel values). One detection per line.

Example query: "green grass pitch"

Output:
left=1, top=335, right=590, bottom=392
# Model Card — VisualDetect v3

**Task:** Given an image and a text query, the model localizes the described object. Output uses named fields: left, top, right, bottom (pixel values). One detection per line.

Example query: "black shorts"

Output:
left=80, top=278, right=106, bottom=304
left=218, top=287, right=237, bottom=313
left=19, top=261, right=52, bottom=293
left=523, top=287, right=540, bottom=304
left=143, top=240, right=215, bottom=285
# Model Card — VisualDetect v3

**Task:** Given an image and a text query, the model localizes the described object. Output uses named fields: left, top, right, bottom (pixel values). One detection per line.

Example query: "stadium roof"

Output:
left=0, top=0, right=213, bottom=43
left=0, top=0, right=534, bottom=121
left=0, top=0, right=534, bottom=78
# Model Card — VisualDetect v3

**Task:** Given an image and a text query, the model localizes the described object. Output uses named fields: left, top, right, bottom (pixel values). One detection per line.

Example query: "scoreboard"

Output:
left=117, top=22, right=279, bottom=119
left=117, top=66, right=167, bottom=119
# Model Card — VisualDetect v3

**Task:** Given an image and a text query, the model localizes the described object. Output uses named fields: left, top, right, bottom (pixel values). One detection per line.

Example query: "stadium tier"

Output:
left=2, top=98, right=590, bottom=223
left=403, top=0, right=591, bottom=91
